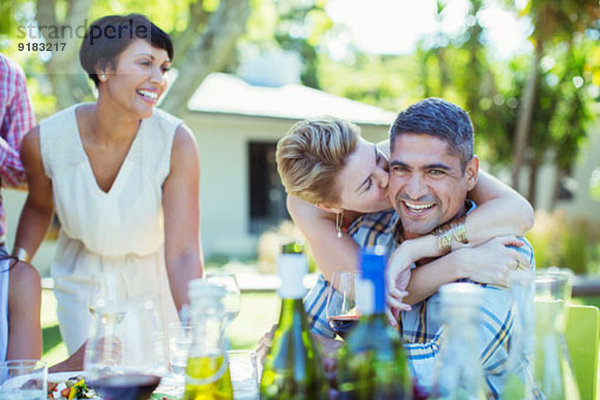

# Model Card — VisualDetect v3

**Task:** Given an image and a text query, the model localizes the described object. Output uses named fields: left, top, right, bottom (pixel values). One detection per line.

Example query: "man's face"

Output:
left=388, top=133, right=478, bottom=238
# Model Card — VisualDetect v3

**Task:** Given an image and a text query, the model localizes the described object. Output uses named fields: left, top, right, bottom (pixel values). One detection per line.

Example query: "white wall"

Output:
left=186, top=113, right=293, bottom=258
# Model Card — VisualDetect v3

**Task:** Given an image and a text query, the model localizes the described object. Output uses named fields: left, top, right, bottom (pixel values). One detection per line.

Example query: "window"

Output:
left=248, top=142, right=289, bottom=234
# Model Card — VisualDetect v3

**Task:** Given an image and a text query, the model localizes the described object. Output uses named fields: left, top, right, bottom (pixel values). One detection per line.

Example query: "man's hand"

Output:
left=455, top=235, right=530, bottom=287
left=254, top=324, right=278, bottom=367
left=383, top=245, right=412, bottom=327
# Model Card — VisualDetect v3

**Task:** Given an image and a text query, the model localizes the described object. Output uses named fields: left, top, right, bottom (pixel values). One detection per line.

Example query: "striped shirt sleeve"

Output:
left=0, top=56, right=35, bottom=187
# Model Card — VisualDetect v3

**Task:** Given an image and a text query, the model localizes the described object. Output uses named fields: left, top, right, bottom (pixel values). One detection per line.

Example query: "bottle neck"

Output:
left=277, top=298, right=308, bottom=329
left=441, top=312, right=480, bottom=359
left=360, top=251, right=386, bottom=315
left=357, top=273, right=385, bottom=315
left=189, top=314, right=226, bottom=356
left=277, top=253, right=307, bottom=299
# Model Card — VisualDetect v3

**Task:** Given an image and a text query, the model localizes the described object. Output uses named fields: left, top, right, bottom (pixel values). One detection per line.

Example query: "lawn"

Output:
left=41, top=289, right=280, bottom=366
left=42, top=288, right=600, bottom=368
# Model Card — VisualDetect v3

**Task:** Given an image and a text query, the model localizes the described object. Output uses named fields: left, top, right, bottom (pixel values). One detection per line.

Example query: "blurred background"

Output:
left=1, top=0, right=600, bottom=361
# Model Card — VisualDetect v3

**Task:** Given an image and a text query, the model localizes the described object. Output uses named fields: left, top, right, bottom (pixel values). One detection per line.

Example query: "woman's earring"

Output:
left=335, top=212, right=344, bottom=239
left=100, top=74, right=107, bottom=81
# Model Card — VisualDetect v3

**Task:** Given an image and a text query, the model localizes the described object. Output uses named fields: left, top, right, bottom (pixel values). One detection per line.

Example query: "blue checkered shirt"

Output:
left=303, top=202, right=535, bottom=398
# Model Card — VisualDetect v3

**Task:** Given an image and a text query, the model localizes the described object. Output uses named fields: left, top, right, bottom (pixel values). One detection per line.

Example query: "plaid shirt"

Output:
left=0, top=54, right=36, bottom=238
left=304, top=202, right=535, bottom=398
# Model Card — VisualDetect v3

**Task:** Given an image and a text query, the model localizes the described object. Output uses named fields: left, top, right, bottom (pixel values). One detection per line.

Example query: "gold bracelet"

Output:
left=451, top=216, right=469, bottom=245
left=13, top=247, right=30, bottom=262
left=433, top=225, right=453, bottom=254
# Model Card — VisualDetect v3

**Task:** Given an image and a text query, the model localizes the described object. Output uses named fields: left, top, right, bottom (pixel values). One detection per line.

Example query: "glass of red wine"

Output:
left=84, top=298, right=168, bottom=400
left=326, top=271, right=361, bottom=340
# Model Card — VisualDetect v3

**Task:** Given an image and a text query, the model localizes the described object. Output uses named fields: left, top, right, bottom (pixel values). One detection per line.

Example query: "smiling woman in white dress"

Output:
left=12, top=14, right=203, bottom=363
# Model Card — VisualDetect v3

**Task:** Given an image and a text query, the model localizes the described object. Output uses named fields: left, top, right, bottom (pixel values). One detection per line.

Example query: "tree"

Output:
left=160, top=0, right=251, bottom=114
left=18, top=0, right=251, bottom=114
left=509, top=0, right=600, bottom=190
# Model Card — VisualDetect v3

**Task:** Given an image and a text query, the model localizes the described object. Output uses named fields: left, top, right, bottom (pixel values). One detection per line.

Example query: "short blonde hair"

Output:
left=276, top=117, right=360, bottom=206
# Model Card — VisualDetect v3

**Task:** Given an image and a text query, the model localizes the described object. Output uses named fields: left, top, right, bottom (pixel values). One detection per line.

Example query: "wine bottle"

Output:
left=336, top=247, right=411, bottom=399
left=260, top=241, right=328, bottom=399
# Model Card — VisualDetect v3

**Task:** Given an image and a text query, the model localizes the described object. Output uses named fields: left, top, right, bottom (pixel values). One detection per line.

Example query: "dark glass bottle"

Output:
left=336, top=247, right=411, bottom=399
left=259, top=242, right=328, bottom=400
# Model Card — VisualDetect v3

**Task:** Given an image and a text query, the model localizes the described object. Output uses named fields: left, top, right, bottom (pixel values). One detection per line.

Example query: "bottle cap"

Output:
left=281, top=240, right=304, bottom=254
left=439, top=282, right=484, bottom=308
left=188, top=279, right=226, bottom=313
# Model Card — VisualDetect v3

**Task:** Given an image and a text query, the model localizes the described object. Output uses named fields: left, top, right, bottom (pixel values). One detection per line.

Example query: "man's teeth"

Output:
left=137, top=90, right=158, bottom=100
left=404, top=201, right=434, bottom=211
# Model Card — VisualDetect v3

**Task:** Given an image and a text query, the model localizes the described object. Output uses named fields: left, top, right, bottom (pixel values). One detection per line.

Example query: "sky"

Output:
left=324, top=0, right=534, bottom=59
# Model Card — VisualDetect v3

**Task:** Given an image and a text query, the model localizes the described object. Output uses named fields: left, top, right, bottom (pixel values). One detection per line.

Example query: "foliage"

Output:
left=527, top=210, right=600, bottom=275
left=318, top=0, right=599, bottom=209
left=2, top=0, right=251, bottom=113
left=257, top=220, right=317, bottom=274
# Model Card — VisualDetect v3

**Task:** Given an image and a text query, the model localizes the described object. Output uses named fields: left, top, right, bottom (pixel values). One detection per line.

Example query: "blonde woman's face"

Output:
left=334, top=138, right=392, bottom=213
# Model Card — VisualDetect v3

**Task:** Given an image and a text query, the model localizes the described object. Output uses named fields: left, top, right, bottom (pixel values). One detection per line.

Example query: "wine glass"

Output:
left=205, top=272, right=242, bottom=322
left=326, top=271, right=361, bottom=340
left=88, top=271, right=128, bottom=326
left=84, top=298, right=167, bottom=400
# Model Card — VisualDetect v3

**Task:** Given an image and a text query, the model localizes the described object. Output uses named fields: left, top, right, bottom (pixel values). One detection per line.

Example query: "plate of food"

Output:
left=46, top=372, right=178, bottom=400
left=47, top=372, right=97, bottom=399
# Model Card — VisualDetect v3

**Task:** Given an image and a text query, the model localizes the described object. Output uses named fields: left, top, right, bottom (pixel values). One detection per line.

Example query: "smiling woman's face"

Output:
left=100, top=38, right=171, bottom=118
left=333, top=138, right=393, bottom=213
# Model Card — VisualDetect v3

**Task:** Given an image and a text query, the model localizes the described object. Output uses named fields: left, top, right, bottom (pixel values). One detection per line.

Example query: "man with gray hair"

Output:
left=345, top=98, right=534, bottom=397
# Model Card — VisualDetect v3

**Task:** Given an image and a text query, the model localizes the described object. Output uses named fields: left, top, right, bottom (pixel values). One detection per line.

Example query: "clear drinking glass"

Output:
left=228, top=350, right=259, bottom=400
left=167, top=322, right=194, bottom=377
left=534, top=268, right=581, bottom=400
left=325, top=271, right=361, bottom=340
left=502, top=268, right=536, bottom=399
left=84, top=299, right=167, bottom=400
left=431, top=283, right=487, bottom=400
left=205, top=272, right=242, bottom=322
left=0, top=360, right=47, bottom=400
left=88, top=271, right=128, bottom=326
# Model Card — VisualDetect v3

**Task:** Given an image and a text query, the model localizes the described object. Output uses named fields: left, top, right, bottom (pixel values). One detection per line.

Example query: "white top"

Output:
left=39, top=104, right=182, bottom=358
left=0, top=266, right=8, bottom=361
left=40, top=104, right=180, bottom=257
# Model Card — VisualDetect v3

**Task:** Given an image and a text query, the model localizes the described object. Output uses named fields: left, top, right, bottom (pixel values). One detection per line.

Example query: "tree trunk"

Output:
left=36, top=0, right=93, bottom=108
left=161, top=0, right=251, bottom=116
left=511, top=42, right=543, bottom=190
left=527, top=158, right=540, bottom=208
left=549, top=168, right=564, bottom=211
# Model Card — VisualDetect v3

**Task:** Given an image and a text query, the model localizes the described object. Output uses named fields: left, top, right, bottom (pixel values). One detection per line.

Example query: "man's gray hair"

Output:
left=390, top=98, right=474, bottom=171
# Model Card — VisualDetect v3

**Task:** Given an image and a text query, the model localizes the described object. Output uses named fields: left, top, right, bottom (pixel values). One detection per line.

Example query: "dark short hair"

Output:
left=79, top=14, right=173, bottom=87
left=390, top=98, right=474, bottom=171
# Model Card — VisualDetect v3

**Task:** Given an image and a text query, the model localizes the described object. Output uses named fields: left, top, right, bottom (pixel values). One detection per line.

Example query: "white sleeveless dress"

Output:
left=39, top=104, right=181, bottom=358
